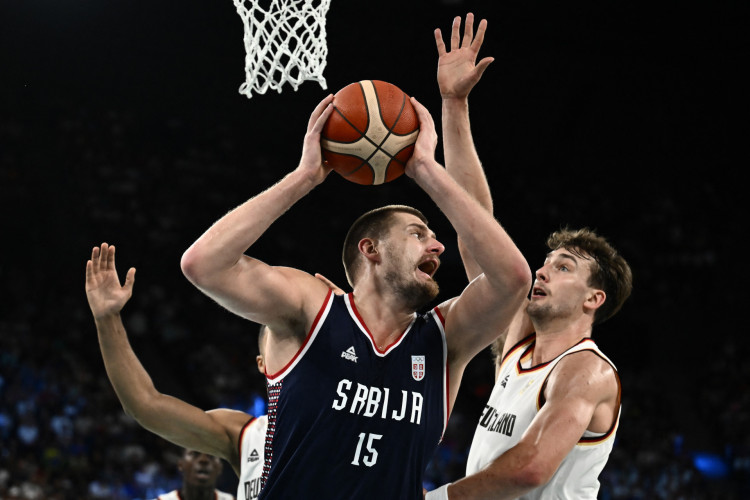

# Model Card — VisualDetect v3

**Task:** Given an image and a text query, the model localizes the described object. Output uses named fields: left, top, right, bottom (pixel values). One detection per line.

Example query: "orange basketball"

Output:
left=321, top=80, right=419, bottom=185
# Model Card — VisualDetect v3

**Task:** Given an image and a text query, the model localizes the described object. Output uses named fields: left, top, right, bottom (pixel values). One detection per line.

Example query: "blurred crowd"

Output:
left=1, top=99, right=746, bottom=499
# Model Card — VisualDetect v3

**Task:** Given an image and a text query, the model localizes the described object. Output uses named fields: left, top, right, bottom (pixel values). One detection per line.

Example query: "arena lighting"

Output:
left=250, top=394, right=267, bottom=417
left=692, top=452, right=730, bottom=479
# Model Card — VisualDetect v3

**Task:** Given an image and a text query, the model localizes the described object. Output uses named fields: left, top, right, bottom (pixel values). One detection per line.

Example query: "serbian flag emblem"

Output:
left=412, top=355, right=426, bottom=381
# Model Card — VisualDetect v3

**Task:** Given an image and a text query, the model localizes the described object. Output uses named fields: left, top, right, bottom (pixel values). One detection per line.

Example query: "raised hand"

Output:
left=85, top=243, right=135, bottom=320
left=434, top=13, right=494, bottom=99
left=404, top=97, right=439, bottom=179
left=298, top=93, right=336, bottom=184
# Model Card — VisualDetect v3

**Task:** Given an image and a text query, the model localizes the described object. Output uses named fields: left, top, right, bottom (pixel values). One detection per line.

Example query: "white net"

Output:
left=232, top=0, right=331, bottom=98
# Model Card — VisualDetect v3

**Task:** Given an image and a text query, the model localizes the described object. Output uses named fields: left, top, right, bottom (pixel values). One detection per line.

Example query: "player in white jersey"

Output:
left=159, top=491, right=233, bottom=500
left=238, top=413, right=268, bottom=499
left=465, top=336, right=621, bottom=499
left=84, top=244, right=269, bottom=500
left=155, top=448, right=235, bottom=500
left=425, top=14, right=633, bottom=499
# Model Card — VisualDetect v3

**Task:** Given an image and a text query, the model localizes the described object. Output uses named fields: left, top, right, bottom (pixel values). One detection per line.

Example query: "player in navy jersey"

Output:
left=425, top=14, right=633, bottom=499
left=84, top=244, right=268, bottom=500
left=180, top=95, right=531, bottom=499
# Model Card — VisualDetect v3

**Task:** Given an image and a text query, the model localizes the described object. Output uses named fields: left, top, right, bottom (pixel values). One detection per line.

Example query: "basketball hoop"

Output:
left=232, top=0, right=331, bottom=98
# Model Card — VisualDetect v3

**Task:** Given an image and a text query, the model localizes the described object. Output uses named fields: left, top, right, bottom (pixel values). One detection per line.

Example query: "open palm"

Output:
left=435, top=13, right=494, bottom=98
left=85, top=243, right=135, bottom=319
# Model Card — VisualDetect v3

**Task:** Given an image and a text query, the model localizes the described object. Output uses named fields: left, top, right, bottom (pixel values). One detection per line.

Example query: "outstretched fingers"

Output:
left=91, top=245, right=101, bottom=272
left=450, top=15, right=461, bottom=51
left=85, top=258, right=94, bottom=284
left=123, top=267, right=136, bottom=294
left=434, top=28, right=447, bottom=56
left=307, top=94, right=334, bottom=132
left=461, top=12, right=475, bottom=49
left=471, top=17, right=488, bottom=52
left=106, top=244, right=116, bottom=271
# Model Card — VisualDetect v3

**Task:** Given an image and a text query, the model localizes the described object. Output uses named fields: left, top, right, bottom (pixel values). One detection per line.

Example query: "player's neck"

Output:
left=531, top=318, right=593, bottom=365
left=181, top=485, right=216, bottom=500
left=349, top=290, right=415, bottom=348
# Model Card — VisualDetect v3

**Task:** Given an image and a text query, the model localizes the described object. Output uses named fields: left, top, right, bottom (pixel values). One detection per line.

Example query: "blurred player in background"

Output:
left=425, top=14, right=633, bottom=499
left=156, top=448, right=234, bottom=500
left=180, top=93, right=531, bottom=498
left=85, top=243, right=268, bottom=500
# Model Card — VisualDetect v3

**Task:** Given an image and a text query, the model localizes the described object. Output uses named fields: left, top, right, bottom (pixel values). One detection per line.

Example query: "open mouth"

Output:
left=418, top=260, right=438, bottom=278
left=531, top=286, right=547, bottom=298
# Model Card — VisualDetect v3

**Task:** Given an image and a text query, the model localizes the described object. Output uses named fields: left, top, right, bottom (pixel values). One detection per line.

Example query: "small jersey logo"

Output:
left=342, top=346, right=358, bottom=363
left=412, top=355, right=425, bottom=381
left=248, top=449, right=260, bottom=463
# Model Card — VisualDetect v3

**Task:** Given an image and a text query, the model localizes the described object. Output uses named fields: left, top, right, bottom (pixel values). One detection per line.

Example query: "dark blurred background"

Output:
left=0, top=0, right=745, bottom=498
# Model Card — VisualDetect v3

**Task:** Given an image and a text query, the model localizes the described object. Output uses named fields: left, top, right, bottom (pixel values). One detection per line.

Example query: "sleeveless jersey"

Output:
left=238, top=415, right=268, bottom=500
left=260, top=291, right=449, bottom=500
left=156, top=489, right=234, bottom=500
left=466, top=334, right=621, bottom=499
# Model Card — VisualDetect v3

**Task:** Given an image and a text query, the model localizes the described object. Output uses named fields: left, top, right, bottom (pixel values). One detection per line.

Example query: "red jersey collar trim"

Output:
left=346, top=292, right=414, bottom=355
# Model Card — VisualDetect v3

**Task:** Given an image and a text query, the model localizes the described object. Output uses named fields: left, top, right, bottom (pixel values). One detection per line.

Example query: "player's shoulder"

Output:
left=241, top=414, right=268, bottom=436
left=550, top=347, right=618, bottom=397
left=433, top=295, right=458, bottom=322
left=558, top=344, right=616, bottom=373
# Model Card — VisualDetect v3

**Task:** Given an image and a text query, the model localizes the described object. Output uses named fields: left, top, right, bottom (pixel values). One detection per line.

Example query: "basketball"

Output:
left=321, top=80, right=419, bottom=185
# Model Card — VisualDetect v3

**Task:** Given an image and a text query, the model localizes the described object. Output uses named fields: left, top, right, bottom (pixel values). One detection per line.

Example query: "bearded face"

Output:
left=526, top=298, right=576, bottom=326
left=381, top=242, right=440, bottom=311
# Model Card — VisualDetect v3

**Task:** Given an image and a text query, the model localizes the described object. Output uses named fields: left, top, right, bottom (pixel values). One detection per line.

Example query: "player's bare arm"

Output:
left=406, top=99, right=531, bottom=388
left=446, top=350, right=619, bottom=499
left=180, top=95, right=335, bottom=344
left=86, top=244, right=248, bottom=471
left=494, top=300, right=535, bottom=370
left=436, top=13, right=496, bottom=282
left=435, top=13, right=495, bottom=207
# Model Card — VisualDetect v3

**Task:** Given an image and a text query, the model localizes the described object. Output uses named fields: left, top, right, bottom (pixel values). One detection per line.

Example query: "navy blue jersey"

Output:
left=259, top=290, right=448, bottom=500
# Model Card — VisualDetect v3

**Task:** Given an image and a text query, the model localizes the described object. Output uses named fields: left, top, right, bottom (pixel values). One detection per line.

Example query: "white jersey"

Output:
left=238, top=415, right=268, bottom=500
left=156, top=489, right=234, bottom=500
left=466, top=335, right=621, bottom=499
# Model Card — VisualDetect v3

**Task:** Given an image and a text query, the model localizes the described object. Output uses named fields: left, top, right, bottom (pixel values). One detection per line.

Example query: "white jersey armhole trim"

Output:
left=429, top=308, right=449, bottom=437
left=266, top=290, right=335, bottom=384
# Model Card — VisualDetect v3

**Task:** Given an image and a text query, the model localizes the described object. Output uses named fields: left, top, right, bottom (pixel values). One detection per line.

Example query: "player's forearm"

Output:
left=442, top=98, right=495, bottom=282
left=415, top=163, right=529, bottom=293
left=181, top=168, right=319, bottom=285
left=95, top=313, right=163, bottom=420
left=444, top=446, right=549, bottom=500
left=95, top=314, right=236, bottom=458
left=441, top=97, right=493, bottom=212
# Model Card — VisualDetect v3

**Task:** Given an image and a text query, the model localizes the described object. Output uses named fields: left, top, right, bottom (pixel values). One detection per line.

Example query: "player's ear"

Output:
left=584, top=289, right=606, bottom=314
left=359, top=238, right=380, bottom=263
left=256, top=354, right=265, bottom=374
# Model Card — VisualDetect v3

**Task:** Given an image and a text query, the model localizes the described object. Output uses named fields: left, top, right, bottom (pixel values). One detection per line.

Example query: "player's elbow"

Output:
left=503, top=258, right=532, bottom=303
left=512, top=260, right=533, bottom=295
left=513, top=461, right=555, bottom=490
left=180, top=244, right=210, bottom=286
left=121, top=397, right=162, bottom=429
left=492, top=447, right=556, bottom=492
